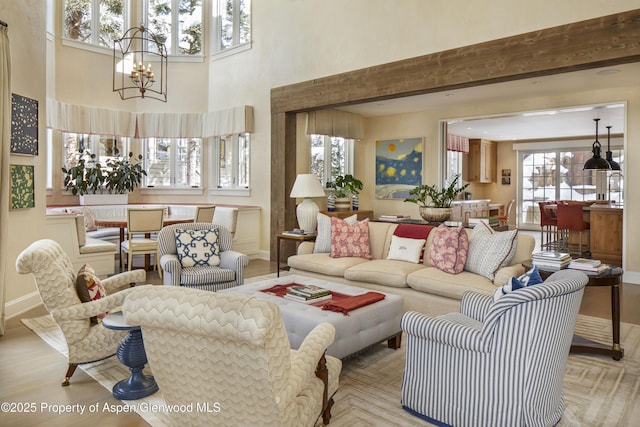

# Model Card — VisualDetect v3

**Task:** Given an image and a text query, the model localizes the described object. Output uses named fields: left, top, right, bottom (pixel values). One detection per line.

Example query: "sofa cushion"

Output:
left=175, top=228, right=221, bottom=267
left=288, top=253, right=369, bottom=277
left=429, top=225, right=468, bottom=274
left=345, top=259, right=424, bottom=288
left=330, top=217, right=372, bottom=259
left=387, top=235, right=425, bottom=264
left=393, top=224, right=434, bottom=261
left=493, top=265, right=543, bottom=302
left=75, top=264, right=107, bottom=324
left=407, top=267, right=495, bottom=300
left=464, top=222, right=518, bottom=281
left=314, top=213, right=357, bottom=253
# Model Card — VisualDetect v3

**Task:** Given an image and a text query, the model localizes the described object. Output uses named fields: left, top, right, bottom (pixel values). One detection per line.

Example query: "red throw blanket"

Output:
left=260, top=284, right=386, bottom=314
left=321, top=292, right=386, bottom=316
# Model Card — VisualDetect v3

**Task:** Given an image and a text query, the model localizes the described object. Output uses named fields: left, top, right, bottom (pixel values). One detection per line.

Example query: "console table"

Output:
left=523, top=260, right=624, bottom=360
left=320, top=210, right=373, bottom=220
left=276, top=232, right=316, bottom=277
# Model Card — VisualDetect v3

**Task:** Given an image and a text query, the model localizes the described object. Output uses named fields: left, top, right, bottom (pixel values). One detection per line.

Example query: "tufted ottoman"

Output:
left=220, top=275, right=403, bottom=359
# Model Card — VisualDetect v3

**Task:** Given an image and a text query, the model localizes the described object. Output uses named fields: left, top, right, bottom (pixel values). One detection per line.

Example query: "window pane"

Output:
left=218, top=135, right=233, bottom=187
left=99, top=0, right=125, bottom=47
left=148, top=0, right=172, bottom=51
left=219, top=0, right=233, bottom=50
left=175, top=138, right=201, bottom=186
left=238, top=0, right=251, bottom=45
left=310, top=134, right=325, bottom=184
left=64, top=0, right=92, bottom=41
left=178, top=0, right=203, bottom=54
left=330, top=136, right=347, bottom=180
left=146, top=138, right=172, bottom=186
left=238, top=134, right=250, bottom=187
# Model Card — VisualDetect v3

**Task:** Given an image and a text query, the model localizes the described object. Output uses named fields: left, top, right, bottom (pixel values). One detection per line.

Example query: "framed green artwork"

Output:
left=10, top=164, right=35, bottom=210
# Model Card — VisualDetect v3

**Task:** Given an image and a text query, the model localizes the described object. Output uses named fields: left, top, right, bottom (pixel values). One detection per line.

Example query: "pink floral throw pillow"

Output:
left=330, top=217, right=372, bottom=259
left=428, top=225, right=469, bottom=274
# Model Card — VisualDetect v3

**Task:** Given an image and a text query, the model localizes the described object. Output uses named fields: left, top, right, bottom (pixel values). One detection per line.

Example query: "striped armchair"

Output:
left=401, top=269, right=588, bottom=427
left=158, top=222, right=249, bottom=291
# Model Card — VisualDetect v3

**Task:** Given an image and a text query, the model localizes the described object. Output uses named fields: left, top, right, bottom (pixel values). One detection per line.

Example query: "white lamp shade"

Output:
left=290, top=174, right=325, bottom=198
left=290, top=174, right=325, bottom=232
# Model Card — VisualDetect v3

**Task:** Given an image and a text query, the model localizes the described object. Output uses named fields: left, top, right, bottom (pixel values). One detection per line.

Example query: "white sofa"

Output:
left=287, top=221, right=535, bottom=316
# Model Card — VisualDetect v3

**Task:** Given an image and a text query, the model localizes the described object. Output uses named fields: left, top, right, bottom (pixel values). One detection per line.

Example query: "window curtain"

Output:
left=306, top=109, right=364, bottom=139
left=46, top=99, right=136, bottom=137
left=47, top=100, right=254, bottom=139
left=447, top=134, right=469, bottom=153
left=0, top=24, right=11, bottom=335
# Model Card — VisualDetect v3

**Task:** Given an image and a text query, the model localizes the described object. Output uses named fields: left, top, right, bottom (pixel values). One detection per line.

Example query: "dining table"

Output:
left=94, top=214, right=194, bottom=271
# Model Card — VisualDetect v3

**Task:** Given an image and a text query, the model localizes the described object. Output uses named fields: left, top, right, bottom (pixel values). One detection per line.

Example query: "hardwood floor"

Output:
left=1, top=258, right=638, bottom=426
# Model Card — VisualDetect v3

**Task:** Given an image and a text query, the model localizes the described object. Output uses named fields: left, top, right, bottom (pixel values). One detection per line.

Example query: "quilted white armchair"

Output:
left=16, top=239, right=148, bottom=386
left=401, top=269, right=588, bottom=427
left=158, top=222, right=249, bottom=291
left=123, top=286, right=342, bottom=426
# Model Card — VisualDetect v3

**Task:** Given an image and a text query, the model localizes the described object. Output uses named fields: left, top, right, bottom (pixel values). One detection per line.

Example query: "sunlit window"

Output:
left=310, top=135, right=354, bottom=187
left=213, top=0, right=251, bottom=54
left=211, top=133, right=250, bottom=191
left=63, top=0, right=128, bottom=48
left=144, top=137, right=201, bottom=188
left=146, top=0, right=203, bottom=56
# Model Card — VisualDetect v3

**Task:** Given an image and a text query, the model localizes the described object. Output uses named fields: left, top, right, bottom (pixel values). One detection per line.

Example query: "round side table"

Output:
left=102, top=311, right=159, bottom=399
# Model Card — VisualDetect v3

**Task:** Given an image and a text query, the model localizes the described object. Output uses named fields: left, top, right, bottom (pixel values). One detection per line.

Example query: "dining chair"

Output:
left=539, top=201, right=559, bottom=251
left=194, top=205, right=215, bottom=223
left=497, top=199, right=515, bottom=226
left=557, top=203, right=590, bottom=256
left=212, top=207, right=239, bottom=238
left=121, top=208, right=164, bottom=276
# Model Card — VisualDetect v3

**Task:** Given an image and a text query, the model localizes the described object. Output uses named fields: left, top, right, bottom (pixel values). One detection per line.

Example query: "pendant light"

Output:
left=583, top=118, right=611, bottom=170
left=605, top=125, right=621, bottom=170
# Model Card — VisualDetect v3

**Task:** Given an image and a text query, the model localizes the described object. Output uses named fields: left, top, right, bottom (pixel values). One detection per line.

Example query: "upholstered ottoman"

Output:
left=220, top=275, right=404, bottom=359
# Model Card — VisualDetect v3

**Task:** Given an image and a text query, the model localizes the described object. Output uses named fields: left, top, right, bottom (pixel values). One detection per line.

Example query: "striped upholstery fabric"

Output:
left=158, top=222, right=249, bottom=290
left=123, top=286, right=342, bottom=427
left=401, top=269, right=588, bottom=427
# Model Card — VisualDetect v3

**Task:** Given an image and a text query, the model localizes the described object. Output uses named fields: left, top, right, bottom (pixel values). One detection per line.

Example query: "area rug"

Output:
left=22, top=289, right=640, bottom=426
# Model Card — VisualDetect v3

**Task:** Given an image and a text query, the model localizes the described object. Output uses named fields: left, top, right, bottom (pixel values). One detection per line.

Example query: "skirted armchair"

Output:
left=157, top=222, right=249, bottom=291
left=15, top=239, right=148, bottom=385
left=401, top=269, right=588, bottom=427
left=123, top=286, right=342, bottom=426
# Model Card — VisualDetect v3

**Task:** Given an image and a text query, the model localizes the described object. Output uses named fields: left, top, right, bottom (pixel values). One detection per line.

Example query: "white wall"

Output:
left=0, top=0, right=48, bottom=319
left=4, top=0, right=640, bottom=316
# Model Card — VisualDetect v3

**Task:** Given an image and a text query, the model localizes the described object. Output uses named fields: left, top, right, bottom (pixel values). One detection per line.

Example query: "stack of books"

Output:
left=284, top=284, right=332, bottom=304
left=378, top=215, right=411, bottom=222
left=568, top=258, right=610, bottom=275
left=467, top=216, right=499, bottom=227
left=531, top=251, right=571, bottom=270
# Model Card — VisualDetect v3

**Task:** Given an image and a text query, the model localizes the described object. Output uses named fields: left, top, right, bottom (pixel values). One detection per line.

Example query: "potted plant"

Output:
left=330, top=174, right=363, bottom=211
left=404, top=174, right=469, bottom=222
left=62, top=148, right=147, bottom=205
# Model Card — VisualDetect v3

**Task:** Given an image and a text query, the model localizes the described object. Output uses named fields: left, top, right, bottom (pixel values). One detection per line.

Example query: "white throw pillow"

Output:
left=314, top=213, right=357, bottom=253
left=386, top=235, right=426, bottom=264
left=175, top=228, right=221, bottom=267
left=464, top=221, right=518, bottom=281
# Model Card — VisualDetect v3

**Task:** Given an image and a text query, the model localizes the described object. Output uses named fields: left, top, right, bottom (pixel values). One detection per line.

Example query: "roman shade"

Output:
left=46, top=99, right=254, bottom=139
left=306, top=109, right=364, bottom=139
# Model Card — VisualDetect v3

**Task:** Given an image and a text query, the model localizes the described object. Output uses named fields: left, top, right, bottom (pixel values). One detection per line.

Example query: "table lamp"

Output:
left=290, top=174, right=325, bottom=233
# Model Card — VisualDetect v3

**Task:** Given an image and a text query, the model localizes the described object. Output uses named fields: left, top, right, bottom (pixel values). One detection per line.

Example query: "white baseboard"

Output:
left=623, top=270, right=640, bottom=285
left=5, top=291, right=42, bottom=320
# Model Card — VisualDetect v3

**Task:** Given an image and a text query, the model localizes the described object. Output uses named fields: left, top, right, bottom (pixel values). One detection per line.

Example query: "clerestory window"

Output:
left=212, top=0, right=251, bottom=56
left=63, top=0, right=129, bottom=49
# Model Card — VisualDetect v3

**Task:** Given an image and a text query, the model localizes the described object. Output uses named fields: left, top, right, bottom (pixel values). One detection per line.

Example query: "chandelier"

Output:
left=113, top=25, right=168, bottom=102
